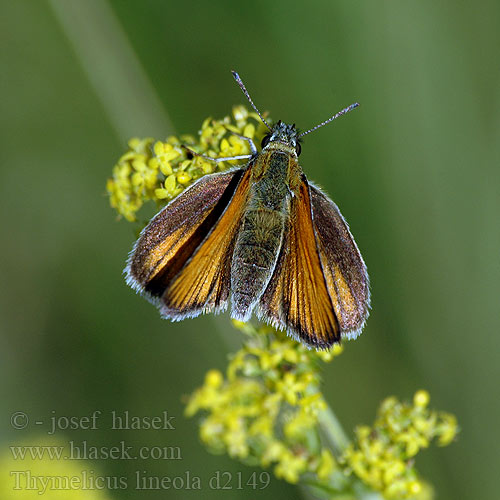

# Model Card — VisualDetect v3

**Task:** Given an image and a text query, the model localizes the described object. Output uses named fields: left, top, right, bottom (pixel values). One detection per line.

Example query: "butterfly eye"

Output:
left=295, top=142, right=302, bottom=156
left=261, top=134, right=271, bottom=148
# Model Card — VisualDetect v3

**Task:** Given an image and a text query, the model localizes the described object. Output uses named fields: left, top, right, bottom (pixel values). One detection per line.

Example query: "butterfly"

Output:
left=125, top=71, right=370, bottom=349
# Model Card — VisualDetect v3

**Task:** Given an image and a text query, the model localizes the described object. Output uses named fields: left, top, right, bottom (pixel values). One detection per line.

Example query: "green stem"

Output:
left=317, top=402, right=351, bottom=455
left=316, top=403, right=384, bottom=500
left=48, top=0, right=173, bottom=143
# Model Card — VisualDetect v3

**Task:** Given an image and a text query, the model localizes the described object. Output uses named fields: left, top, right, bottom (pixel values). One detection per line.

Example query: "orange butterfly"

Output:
left=126, top=71, right=370, bottom=349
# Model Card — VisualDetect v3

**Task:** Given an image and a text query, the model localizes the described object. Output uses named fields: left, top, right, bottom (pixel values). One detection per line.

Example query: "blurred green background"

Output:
left=1, top=1, right=499, bottom=499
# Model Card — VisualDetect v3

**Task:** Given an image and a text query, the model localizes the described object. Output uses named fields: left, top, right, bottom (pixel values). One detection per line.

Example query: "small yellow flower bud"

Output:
left=201, top=126, right=213, bottom=141
left=201, top=162, right=214, bottom=174
left=231, top=319, right=247, bottom=329
left=131, top=172, right=144, bottom=187
left=154, top=188, right=169, bottom=200
left=437, top=413, right=458, bottom=446
left=163, top=148, right=181, bottom=162
left=159, top=161, right=173, bottom=176
left=243, top=123, right=255, bottom=139
left=205, top=370, right=223, bottom=388
left=148, top=157, right=159, bottom=170
left=408, top=480, right=422, bottom=495
left=225, top=124, right=240, bottom=134
left=178, top=159, right=191, bottom=171
left=414, top=390, right=430, bottom=408
left=164, top=174, right=177, bottom=194
left=316, top=449, right=336, bottom=480
left=128, top=137, right=142, bottom=150
left=233, top=105, right=248, bottom=122
left=131, top=158, right=147, bottom=171
left=177, top=172, right=191, bottom=185
left=153, top=141, right=165, bottom=156
left=201, top=117, right=211, bottom=130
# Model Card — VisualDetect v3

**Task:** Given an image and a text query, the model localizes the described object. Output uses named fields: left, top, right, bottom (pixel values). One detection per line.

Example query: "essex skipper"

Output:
left=126, top=71, right=370, bottom=349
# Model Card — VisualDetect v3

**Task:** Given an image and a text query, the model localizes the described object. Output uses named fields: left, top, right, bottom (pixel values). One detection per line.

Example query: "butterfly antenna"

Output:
left=298, top=102, right=359, bottom=138
left=231, top=70, right=272, bottom=131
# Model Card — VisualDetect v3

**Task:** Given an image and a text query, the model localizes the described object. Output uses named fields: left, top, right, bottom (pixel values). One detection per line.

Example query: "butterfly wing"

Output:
left=258, top=178, right=341, bottom=349
left=126, top=167, right=251, bottom=319
left=309, top=182, right=370, bottom=339
left=161, top=167, right=252, bottom=318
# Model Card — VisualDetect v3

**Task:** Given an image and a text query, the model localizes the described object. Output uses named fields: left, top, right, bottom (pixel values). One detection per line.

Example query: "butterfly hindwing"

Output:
left=259, top=178, right=340, bottom=349
left=309, top=183, right=370, bottom=338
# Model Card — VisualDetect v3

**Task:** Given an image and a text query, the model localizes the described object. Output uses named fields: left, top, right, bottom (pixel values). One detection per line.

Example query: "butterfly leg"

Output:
left=181, top=145, right=252, bottom=163
left=224, top=130, right=258, bottom=155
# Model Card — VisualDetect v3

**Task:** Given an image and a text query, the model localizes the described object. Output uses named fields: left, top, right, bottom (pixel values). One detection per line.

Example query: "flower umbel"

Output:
left=185, top=322, right=344, bottom=486
left=342, top=390, right=459, bottom=499
left=184, top=323, right=458, bottom=498
left=106, top=106, right=268, bottom=221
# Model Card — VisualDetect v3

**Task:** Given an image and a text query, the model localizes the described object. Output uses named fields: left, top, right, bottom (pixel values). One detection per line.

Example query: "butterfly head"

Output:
left=261, top=120, right=302, bottom=156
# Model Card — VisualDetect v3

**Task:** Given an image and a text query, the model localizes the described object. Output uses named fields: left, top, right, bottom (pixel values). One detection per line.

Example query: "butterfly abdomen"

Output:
left=230, top=151, right=291, bottom=320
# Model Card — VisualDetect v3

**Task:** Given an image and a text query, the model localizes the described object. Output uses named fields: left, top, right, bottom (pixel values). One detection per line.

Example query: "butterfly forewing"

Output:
left=161, top=167, right=252, bottom=318
left=126, top=168, right=245, bottom=307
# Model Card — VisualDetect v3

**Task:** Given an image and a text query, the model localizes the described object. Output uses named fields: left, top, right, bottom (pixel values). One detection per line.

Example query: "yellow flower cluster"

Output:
left=185, top=321, right=343, bottom=485
left=342, top=390, right=458, bottom=499
left=106, top=106, right=269, bottom=221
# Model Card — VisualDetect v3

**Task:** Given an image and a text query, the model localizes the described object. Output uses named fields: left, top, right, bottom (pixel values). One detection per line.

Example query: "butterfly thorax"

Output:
left=230, top=134, right=302, bottom=321
left=253, top=120, right=303, bottom=193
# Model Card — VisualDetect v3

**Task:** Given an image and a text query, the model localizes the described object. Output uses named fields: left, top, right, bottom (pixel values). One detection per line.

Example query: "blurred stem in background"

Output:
left=48, top=0, right=173, bottom=143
